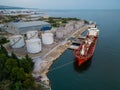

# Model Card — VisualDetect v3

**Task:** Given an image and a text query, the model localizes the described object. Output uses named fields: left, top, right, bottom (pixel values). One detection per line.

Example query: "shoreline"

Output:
left=32, top=25, right=88, bottom=89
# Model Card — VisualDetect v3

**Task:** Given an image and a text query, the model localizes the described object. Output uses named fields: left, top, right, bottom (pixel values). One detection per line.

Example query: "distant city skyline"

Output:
left=0, top=0, right=120, bottom=9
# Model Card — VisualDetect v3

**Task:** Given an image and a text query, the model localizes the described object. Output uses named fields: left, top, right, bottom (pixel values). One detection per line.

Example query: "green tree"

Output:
left=13, top=81, right=22, bottom=90
left=0, top=27, right=2, bottom=31
left=10, top=67, right=25, bottom=81
left=19, top=58, right=32, bottom=73
left=19, top=55, right=33, bottom=73
left=0, top=38, right=9, bottom=45
left=0, top=54, right=7, bottom=80
left=0, top=53, right=6, bottom=69
left=0, top=80, right=12, bottom=90
left=23, top=74, right=34, bottom=89
left=48, top=17, right=55, bottom=23
left=11, top=52, right=18, bottom=60
left=0, top=45, right=8, bottom=57
left=5, top=58, right=18, bottom=73
left=25, top=55, right=34, bottom=69
left=0, top=45, right=36, bottom=90
left=62, top=19, right=67, bottom=23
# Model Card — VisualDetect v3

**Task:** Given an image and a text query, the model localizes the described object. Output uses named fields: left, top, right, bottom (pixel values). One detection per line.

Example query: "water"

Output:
left=47, top=10, right=120, bottom=90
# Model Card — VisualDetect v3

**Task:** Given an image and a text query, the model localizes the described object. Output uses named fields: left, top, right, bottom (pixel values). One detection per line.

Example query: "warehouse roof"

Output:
left=8, top=21, right=50, bottom=28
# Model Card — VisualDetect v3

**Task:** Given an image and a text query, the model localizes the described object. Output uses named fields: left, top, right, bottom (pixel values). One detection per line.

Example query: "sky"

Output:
left=0, top=0, right=120, bottom=9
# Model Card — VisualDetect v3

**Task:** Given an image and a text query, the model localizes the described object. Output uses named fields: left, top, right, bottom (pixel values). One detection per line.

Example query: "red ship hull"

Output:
left=74, top=36, right=98, bottom=66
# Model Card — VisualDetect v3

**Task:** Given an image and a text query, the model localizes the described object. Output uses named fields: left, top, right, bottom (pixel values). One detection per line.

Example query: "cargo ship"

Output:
left=74, top=27, right=99, bottom=65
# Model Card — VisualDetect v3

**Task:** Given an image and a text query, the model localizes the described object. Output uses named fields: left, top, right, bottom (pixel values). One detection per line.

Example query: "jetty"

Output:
left=32, top=25, right=88, bottom=89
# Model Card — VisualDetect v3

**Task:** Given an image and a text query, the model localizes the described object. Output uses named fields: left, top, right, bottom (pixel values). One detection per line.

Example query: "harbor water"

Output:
left=47, top=10, right=120, bottom=90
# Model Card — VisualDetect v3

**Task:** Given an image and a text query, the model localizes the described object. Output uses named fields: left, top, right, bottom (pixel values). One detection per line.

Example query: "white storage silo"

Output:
left=66, top=27, right=71, bottom=33
left=76, top=21, right=84, bottom=26
left=26, top=30, right=38, bottom=39
left=63, top=29, right=67, bottom=36
left=9, top=35, right=25, bottom=48
left=42, top=33, right=54, bottom=45
left=56, top=30, right=64, bottom=39
left=75, top=24, right=80, bottom=29
left=65, top=25, right=73, bottom=33
left=26, top=38, right=42, bottom=53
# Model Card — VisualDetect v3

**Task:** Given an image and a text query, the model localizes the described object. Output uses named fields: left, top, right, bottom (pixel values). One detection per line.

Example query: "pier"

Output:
left=32, top=25, right=88, bottom=89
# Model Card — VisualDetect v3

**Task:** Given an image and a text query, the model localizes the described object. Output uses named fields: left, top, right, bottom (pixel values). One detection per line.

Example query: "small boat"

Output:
left=74, top=27, right=99, bottom=65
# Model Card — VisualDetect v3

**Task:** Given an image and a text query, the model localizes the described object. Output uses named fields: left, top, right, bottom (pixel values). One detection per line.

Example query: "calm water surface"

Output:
left=46, top=10, right=120, bottom=90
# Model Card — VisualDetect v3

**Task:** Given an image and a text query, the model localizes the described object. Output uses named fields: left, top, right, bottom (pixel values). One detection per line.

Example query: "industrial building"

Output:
left=5, top=21, right=52, bottom=34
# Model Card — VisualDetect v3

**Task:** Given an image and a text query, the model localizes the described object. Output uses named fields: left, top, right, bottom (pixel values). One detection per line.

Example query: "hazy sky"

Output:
left=0, top=0, right=120, bottom=9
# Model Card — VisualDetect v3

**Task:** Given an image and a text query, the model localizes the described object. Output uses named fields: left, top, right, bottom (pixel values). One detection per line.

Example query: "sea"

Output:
left=45, top=10, right=120, bottom=90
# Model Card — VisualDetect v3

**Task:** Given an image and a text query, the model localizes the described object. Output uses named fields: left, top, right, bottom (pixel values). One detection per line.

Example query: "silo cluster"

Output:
left=9, top=30, right=54, bottom=54
left=55, top=21, right=84, bottom=39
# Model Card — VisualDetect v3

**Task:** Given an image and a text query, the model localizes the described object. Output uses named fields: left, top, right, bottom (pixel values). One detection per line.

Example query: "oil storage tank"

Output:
left=26, top=38, right=42, bottom=53
left=42, top=33, right=54, bottom=45
left=26, top=30, right=38, bottom=39
left=9, top=35, right=25, bottom=48
left=56, top=30, right=64, bottom=39
left=63, top=29, right=68, bottom=35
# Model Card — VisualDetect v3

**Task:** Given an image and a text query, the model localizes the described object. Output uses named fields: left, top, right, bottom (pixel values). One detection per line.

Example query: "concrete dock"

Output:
left=32, top=25, right=88, bottom=89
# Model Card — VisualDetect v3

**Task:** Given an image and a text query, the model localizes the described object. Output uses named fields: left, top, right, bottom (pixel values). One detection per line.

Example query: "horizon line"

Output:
left=0, top=5, right=120, bottom=10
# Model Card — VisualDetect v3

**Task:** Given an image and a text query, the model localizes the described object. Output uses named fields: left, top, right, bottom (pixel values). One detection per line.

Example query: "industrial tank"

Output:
left=42, top=33, right=54, bottom=45
left=26, top=30, right=38, bottom=39
left=65, top=25, right=73, bottom=33
left=75, top=24, right=80, bottom=29
left=63, top=29, right=68, bottom=35
left=26, top=38, right=42, bottom=53
left=9, top=35, right=25, bottom=48
left=56, top=30, right=64, bottom=39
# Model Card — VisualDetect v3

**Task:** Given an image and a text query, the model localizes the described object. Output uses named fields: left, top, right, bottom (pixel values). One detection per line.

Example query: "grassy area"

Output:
left=0, top=15, right=27, bottom=23
left=46, top=17, right=80, bottom=27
